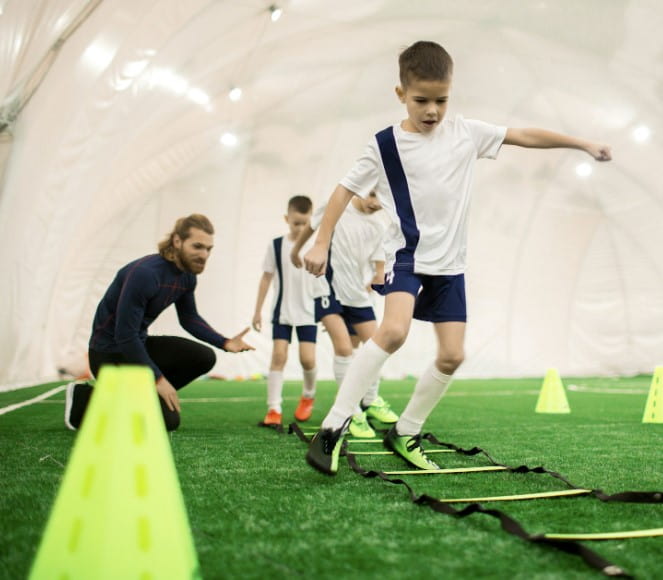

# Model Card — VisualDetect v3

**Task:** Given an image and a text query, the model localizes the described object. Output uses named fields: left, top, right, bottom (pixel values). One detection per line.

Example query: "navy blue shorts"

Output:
left=315, top=296, right=376, bottom=335
left=384, top=271, right=466, bottom=323
left=272, top=323, right=318, bottom=343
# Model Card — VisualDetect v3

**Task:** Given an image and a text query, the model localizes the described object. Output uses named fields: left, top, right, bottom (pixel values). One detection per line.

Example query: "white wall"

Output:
left=1, top=0, right=662, bottom=388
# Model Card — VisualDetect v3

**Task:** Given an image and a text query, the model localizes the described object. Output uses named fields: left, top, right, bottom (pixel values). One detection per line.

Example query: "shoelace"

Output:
left=405, top=434, right=424, bottom=453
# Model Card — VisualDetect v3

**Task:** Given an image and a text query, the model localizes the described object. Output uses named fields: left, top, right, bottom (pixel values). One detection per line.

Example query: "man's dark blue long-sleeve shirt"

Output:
left=89, top=254, right=226, bottom=379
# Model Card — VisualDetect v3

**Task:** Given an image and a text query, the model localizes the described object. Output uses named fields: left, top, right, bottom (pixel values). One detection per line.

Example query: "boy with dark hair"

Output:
left=303, top=40, right=611, bottom=475
left=253, top=196, right=318, bottom=426
left=65, top=214, right=253, bottom=432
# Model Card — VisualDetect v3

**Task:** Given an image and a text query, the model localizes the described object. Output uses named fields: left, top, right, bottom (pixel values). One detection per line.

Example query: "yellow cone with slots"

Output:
left=535, top=368, right=570, bottom=414
left=642, top=366, right=663, bottom=423
left=29, top=365, right=201, bottom=579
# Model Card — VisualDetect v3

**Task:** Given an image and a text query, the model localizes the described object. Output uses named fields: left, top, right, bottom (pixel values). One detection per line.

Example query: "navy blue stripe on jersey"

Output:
left=271, top=236, right=284, bottom=324
left=376, top=126, right=420, bottom=271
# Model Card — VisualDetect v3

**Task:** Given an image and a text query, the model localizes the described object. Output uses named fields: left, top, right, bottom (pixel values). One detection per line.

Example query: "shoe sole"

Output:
left=64, top=383, right=77, bottom=431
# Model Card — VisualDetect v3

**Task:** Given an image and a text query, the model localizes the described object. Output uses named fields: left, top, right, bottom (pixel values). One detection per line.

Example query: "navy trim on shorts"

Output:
left=376, top=127, right=420, bottom=272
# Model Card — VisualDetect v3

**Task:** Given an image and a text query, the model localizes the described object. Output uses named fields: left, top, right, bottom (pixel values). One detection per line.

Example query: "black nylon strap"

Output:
left=345, top=452, right=632, bottom=578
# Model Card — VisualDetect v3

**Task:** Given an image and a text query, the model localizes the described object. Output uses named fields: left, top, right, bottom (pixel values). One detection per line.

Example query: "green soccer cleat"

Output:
left=306, top=427, right=345, bottom=475
left=348, top=411, right=376, bottom=438
left=383, top=426, right=440, bottom=470
left=363, top=396, right=399, bottom=424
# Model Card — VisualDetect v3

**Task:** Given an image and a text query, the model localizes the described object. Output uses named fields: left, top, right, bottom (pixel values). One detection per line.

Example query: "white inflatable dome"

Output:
left=1, top=0, right=661, bottom=388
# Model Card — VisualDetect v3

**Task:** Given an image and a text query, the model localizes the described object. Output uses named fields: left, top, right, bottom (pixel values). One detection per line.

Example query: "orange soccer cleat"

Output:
left=262, top=409, right=282, bottom=426
left=294, top=397, right=314, bottom=422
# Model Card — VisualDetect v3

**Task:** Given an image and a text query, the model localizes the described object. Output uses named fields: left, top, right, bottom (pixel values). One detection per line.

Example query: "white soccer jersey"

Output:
left=340, top=114, right=506, bottom=275
left=311, top=201, right=387, bottom=307
left=262, top=235, right=316, bottom=326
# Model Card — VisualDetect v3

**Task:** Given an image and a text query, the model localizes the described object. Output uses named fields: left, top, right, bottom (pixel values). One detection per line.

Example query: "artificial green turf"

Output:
left=0, top=376, right=661, bottom=579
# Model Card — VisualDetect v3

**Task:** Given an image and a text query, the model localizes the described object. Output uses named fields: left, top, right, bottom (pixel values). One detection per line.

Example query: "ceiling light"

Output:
left=220, top=132, right=238, bottom=147
left=187, top=87, right=210, bottom=106
left=632, top=125, right=651, bottom=143
left=269, top=5, right=282, bottom=21
left=575, top=162, right=592, bottom=178
left=228, top=87, right=242, bottom=102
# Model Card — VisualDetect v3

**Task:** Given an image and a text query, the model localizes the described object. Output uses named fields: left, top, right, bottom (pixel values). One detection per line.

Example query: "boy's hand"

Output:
left=291, top=248, right=303, bottom=268
left=156, top=376, right=181, bottom=412
left=588, top=143, right=612, bottom=162
left=252, top=314, right=262, bottom=332
left=223, top=327, right=255, bottom=353
left=304, top=244, right=328, bottom=277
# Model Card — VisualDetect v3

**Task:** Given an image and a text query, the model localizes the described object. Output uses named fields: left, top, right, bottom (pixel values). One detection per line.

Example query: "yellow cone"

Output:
left=642, top=366, right=663, bottom=423
left=535, top=368, right=570, bottom=414
left=30, top=365, right=201, bottom=579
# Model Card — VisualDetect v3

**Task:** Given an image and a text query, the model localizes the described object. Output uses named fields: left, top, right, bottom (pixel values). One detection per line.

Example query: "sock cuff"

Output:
left=333, top=354, right=353, bottom=363
left=430, top=365, right=452, bottom=383
left=365, top=339, right=390, bottom=361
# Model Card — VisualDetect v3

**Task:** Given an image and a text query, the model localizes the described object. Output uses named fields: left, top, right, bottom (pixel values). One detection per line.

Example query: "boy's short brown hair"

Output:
left=399, top=41, right=453, bottom=87
left=287, top=195, right=313, bottom=214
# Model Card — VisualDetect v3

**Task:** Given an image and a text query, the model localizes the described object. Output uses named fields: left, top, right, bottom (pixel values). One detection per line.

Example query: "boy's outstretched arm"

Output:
left=504, top=128, right=612, bottom=161
left=304, top=185, right=355, bottom=277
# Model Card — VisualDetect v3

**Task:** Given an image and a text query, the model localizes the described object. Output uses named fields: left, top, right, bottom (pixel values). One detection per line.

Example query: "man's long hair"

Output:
left=158, top=214, right=214, bottom=261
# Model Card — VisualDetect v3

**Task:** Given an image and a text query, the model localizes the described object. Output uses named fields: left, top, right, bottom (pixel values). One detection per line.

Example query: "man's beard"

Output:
left=176, top=248, right=205, bottom=273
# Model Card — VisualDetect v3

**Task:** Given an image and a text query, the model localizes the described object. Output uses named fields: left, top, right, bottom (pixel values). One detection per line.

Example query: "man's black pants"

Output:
left=75, top=336, right=216, bottom=431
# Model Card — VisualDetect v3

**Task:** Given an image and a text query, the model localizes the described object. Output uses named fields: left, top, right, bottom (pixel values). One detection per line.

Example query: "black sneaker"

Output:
left=64, top=382, right=94, bottom=430
left=305, top=426, right=347, bottom=475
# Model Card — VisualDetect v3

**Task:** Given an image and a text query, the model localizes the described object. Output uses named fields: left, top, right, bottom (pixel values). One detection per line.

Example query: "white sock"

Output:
left=267, top=370, right=283, bottom=413
left=396, top=364, right=453, bottom=436
left=322, top=340, right=390, bottom=430
left=362, top=378, right=380, bottom=407
left=333, top=354, right=353, bottom=386
left=302, top=367, right=316, bottom=398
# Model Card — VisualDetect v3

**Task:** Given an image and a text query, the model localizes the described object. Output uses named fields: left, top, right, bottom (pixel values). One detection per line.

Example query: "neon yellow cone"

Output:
left=642, top=366, right=663, bottom=423
left=30, top=365, right=201, bottom=579
left=535, top=368, right=570, bottom=414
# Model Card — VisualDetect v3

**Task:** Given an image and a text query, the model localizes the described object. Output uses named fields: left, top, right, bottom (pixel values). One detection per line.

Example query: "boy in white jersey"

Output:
left=253, top=196, right=318, bottom=427
left=304, top=40, right=612, bottom=475
left=291, top=191, right=398, bottom=438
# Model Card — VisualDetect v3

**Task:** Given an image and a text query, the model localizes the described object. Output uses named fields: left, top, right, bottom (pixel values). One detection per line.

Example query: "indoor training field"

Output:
left=1, top=375, right=660, bottom=579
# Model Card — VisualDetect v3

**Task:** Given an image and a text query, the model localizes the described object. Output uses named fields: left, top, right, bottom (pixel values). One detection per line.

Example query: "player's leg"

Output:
left=385, top=275, right=466, bottom=469
left=351, top=318, right=398, bottom=424
left=306, top=290, right=416, bottom=474
left=262, top=325, right=292, bottom=426
left=319, top=312, right=374, bottom=437
left=294, top=326, right=317, bottom=421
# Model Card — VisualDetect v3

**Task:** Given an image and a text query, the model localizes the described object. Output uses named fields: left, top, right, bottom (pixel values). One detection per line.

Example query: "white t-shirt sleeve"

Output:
left=339, top=141, right=380, bottom=199
left=262, top=242, right=276, bottom=274
left=463, top=117, right=507, bottom=159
